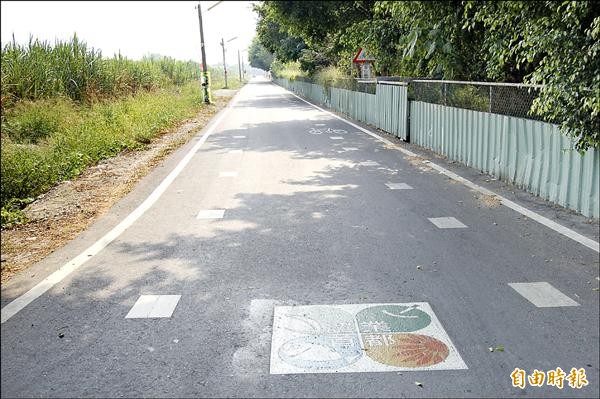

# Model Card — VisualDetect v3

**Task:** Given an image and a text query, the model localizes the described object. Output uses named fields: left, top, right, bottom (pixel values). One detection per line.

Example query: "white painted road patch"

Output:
left=219, top=171, right=238, bottom=177
left=508, top=282, right=580, bottom=307
left=386, top=183, right=413, bottom=190
left=428, top=217, right=467, bottom=229
left=359, top=161, right=379, bottom=167
left=126, top=295, right=181, bottom=318
left=197, top=209, right=225, bottom=219
left=270, top=303, right=466, bottom=374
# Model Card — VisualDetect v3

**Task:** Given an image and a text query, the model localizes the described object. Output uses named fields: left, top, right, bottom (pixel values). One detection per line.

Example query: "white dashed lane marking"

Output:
left=342, top=147, right=358, bottom=151
left=219, top=171, right=238, bottom=177
left=359, top=161, right=379, bottom=167
left=197, top=209, right=225, bottom=219
left=386, top=183, right=413, bottom=190
left=428, top=217, right=467, bottom=229
left=508, top=282, right=580, bottom=307
left=126, top=295, right=181, bottom=318
left=330, top=136, right=344, bottom=140
left=232, top=135, right=246, bottom=138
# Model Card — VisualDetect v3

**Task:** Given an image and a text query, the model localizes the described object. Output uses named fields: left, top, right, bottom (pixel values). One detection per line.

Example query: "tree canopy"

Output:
left=254, top=0, right=599, bottom=151
left=248, top=37, right=274, bottom=71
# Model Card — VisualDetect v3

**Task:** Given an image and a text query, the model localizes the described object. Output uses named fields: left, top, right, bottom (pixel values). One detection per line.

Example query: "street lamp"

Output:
left=195, top=1, right=226, bottom=104
left=195, top=2, right=210, bottom=104
left=239, top=47, right=249, bottom=82
left=220, top=36, right=237, bottom=89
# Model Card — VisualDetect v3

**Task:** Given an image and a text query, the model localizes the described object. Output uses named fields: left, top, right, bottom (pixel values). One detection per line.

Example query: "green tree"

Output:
left=248, top=37, right=274, bottom=71
left=254, top=3, right=306, bottom=63
left=467, top=1, right=600, bottom=151
left=351, top=1, right=486, bottom=79
left=255, top=1, right=374, bottom=73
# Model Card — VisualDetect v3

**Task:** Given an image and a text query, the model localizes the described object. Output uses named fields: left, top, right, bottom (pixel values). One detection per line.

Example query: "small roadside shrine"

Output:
left=353, top=48, right=375, bottom=78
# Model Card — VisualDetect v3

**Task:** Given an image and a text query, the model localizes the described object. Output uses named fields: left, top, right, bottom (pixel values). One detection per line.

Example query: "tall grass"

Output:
left=0, top=35, right=202, bottom=108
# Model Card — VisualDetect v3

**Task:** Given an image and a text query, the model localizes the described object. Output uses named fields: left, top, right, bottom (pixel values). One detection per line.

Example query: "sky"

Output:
left=0, top=1, right=258, bottom=67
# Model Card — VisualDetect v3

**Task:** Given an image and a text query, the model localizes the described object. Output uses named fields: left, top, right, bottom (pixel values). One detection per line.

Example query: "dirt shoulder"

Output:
left=0, top=95, right=232, bottom=283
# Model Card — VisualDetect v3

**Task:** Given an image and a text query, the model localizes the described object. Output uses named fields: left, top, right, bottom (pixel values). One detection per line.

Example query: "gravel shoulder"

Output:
left=0, top=95, right=233, bottom=283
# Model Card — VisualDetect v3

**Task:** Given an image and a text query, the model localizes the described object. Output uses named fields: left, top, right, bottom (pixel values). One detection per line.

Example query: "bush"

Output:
left=0, top=198, right=31, bottom=227
left=271, top=60, right=305, bottom=80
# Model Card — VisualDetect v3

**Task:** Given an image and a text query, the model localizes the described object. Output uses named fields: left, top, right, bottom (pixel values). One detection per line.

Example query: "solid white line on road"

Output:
left=0, top=87, right=244, bottom=324
left=228, top=149, right=243, bottom=154
left=219, top=171, right=238, bottom=177
left=197, top=209, right=225, bottom=219
left=508, top=282, right=580, bottom=307
left=428, top=217, right=467, bottom=229
left=279, top=84, right=600, bottom=253
left=386, top=183, right=413, bottom=190
left=125, top=295, right=182, bottom=318
left=330, top=136, right=344, bottom=140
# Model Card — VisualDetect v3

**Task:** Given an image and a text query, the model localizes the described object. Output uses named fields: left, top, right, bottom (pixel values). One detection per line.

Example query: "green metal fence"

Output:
left=411, top=101, right=599, bottom=218
left=273, top=78, right=599, bottom=218
left=376, top=82, right=408, bottom=139
left=330, top=87, right=378, bottom=127
left=275, top=78, right=408, bottom=140
left=275, top=78, right=328, bottom=105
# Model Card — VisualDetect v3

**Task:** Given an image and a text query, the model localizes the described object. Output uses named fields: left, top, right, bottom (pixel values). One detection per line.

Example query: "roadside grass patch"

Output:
left=0, top=82, right=210, bottom=222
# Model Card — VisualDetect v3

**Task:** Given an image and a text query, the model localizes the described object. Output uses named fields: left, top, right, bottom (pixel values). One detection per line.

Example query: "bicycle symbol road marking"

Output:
left=308, top=127, right=348, bottom=135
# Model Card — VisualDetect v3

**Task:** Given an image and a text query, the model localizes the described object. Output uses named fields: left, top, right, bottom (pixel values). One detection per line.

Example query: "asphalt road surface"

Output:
left=1, top=78, right=599, bottom=398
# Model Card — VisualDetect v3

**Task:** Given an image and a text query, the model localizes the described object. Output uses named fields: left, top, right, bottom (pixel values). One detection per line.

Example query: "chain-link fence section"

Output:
left=408, top=80, right=545, bottom=122
left=294, top=76, right=376, bottom=94
left=279, top=75, right=547, bottom=122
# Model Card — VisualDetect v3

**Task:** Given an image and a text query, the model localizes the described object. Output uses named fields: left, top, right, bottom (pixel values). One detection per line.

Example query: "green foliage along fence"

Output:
left=274, top=77, right=599, bottom=218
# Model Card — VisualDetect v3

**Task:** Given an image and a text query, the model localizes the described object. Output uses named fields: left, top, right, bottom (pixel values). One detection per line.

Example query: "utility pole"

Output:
left=237, top=49, right=242, bottom=82
left=196, top=2, right=210, bottom=104
left=220, top=38, right=228, bottom=89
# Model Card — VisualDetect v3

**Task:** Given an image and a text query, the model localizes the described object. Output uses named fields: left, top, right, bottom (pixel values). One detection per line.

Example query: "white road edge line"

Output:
left=278, top=83, right=599, bottom=254
left=1, top=89, right=245, bottom=324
